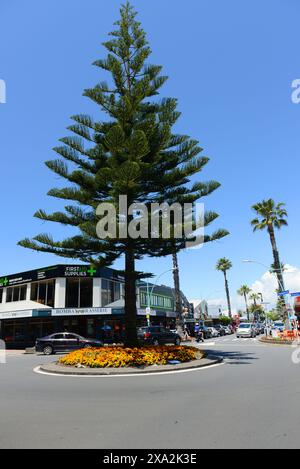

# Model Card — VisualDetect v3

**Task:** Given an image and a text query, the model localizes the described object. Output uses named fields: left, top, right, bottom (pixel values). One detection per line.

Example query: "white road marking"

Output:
left=33, top=362, right=224, bottom=378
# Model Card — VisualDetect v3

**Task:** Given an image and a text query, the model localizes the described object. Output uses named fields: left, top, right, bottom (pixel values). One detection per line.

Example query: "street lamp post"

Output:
left=242, top=260, right=286, bottom=292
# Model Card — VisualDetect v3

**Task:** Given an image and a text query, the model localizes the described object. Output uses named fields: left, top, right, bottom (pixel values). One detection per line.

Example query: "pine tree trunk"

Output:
left=268, top=224, right=285, bottom=292
left=224, top=271, right=232, bottom=318
left=172, top=253, right=183, bottom=333
left=124, top=247, right=138, bottom=347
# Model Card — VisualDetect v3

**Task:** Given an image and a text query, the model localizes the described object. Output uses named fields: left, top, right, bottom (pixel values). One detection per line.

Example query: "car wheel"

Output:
left=43, top=345, right=54, bottom=355
left=174, top=337, right=181, bottom=346
left=153, top=339, right=159, bottom=346
left=84, top=344, right=92, bottom=349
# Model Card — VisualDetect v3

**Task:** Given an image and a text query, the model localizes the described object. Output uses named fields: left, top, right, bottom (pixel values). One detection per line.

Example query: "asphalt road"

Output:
left=0, top=336, right=299, bottom=449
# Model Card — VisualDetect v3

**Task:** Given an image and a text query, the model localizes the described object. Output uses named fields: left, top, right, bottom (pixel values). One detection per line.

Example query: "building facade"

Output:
left=0, top=264, right=177, bottom=348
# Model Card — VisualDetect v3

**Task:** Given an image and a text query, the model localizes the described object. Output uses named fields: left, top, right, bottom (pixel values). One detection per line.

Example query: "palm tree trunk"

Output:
left=268, top=224, right=285, bottom=292
left=124, top=246, right=138, bottom=347
left=172, top=252, right=183, bottom=330
left=224, top=271, right=232, bottom=318
left=244, top=293, right=249, bottom=321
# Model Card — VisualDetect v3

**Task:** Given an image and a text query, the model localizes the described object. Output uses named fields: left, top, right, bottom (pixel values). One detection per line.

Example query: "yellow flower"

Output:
left=59, top=345, right=202, bottom=368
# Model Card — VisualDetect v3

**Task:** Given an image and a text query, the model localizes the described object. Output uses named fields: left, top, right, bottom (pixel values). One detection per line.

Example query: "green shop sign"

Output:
left=0, top=277, right=8, bottom=287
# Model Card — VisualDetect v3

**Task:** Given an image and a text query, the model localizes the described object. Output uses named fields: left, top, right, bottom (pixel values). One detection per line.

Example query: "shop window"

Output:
left=3, top=321, right=26, bottom=343
left=66, top=278, right=93, bottom=308
left=101, top=279, right=110, bottom=306
left=30, top=280, right=55, bottom=307
left=141, top=293, right=173, bottom=309
left=101, top=279, right=122, bottom=306
left=6, top=285, right=27, bottom=303
left=28, top=319, right=54, bottom=341
left=80, top=278, right=93, bottom=308
left=114, top=283, right=120, bottom=301
left=0, top=288, right=3, bottom=304
left=87, top=318, right=95, bottom=337
left=66, top=278, right=79, bottom=308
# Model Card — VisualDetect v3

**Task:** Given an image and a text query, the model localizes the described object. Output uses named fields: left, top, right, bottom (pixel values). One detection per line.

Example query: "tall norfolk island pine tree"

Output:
left=19, top=3, right=228, bottom=346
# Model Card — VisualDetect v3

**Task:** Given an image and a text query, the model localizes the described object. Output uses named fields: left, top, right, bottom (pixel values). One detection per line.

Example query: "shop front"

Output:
left=0, top=307, right=176, bottom=348
left=0, top=264, right=178, bottom=348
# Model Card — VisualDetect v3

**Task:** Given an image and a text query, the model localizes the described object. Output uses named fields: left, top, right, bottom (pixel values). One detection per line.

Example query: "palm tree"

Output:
left=249, top=292, right=260, bottom=306
left=270, top=262, right=286, bottom=275
left=251, top=199, right=287, bottom=292
left=237, top=285, right=251, bottom=320
left=216, top=258, right=233, bottom=318
left=249, top=292, right=262, bottom=321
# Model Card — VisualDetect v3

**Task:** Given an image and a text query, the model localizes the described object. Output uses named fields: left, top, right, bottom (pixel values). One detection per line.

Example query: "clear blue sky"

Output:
left=0, top=0, right=299, bottom=305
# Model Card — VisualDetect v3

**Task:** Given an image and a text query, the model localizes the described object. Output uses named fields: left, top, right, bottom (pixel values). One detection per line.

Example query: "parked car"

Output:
left=236, top=323, right=256, bottom=338
left=253, top=323, right=262, bottom=336
left=223, top=326, right=233, bottom=335
left=199, top=326, right=213, bottom=339
left=213, top=324, right=226, bottom=336
left=207, top=327, right=219, bottom=338
left=137, top=326, right=181, bottom=346
left=257, top=323, right=265, bottom=334
left=36, top=332, right=103, bottom=355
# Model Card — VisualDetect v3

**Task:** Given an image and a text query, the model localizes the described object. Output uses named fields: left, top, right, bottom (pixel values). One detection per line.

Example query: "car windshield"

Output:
left=239, top=324, right=251, bottom=329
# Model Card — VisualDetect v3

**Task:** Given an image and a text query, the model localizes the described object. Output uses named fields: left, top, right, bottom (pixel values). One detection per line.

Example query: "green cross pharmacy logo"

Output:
left=87, top=266, right=97, bottom=277
left=0, top=278, right=8, bottom=287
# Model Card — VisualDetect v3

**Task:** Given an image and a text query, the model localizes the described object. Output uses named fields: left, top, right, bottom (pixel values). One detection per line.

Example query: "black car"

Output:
left=35, top=332, right=103, bottom=355
left=137, top=326, right=181, bottom=346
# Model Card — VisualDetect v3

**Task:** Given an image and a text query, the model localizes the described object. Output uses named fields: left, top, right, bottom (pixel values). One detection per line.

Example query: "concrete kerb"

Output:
left=259, top=337, right=295, bottom=346
left=38, top=355, right=222, bottom=377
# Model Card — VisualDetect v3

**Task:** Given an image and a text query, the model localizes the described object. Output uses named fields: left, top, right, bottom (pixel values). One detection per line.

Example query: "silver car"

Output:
left=236, top=323, right=256, bottom=338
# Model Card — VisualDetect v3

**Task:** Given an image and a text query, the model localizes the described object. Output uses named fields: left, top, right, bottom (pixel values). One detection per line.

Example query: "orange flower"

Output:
left=59, top=346, right=203, bottom=368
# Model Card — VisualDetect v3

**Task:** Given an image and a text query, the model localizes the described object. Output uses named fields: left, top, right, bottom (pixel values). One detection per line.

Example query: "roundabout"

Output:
left=35, top=355, right=223, bottom=377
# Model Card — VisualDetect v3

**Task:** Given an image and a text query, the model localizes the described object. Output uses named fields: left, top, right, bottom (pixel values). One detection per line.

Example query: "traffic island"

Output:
left=259, top=337, right=296, bottom=346
left=37, top=345, right=222, bottom=376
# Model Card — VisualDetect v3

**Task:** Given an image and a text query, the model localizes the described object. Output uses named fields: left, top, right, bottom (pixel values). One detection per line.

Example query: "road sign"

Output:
left=278, top=290, right=290, bottom=297
left=145, top=307, right=151, bottom=315
left=290, top=292, right=300, bottom=297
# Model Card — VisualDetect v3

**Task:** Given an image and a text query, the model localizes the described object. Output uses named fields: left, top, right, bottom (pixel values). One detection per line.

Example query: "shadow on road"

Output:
left=206, top=349, right=258, bottom=365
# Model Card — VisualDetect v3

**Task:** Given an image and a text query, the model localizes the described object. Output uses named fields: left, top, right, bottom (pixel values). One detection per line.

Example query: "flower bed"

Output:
left=260, top=336, right=295, bottom=345
left=59, top=345, right=203, bottom=368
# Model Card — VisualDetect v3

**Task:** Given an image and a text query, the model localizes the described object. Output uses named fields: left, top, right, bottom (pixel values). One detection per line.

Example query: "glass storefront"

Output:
left=66, top=278, right=93, bottom=308
left=101, top=279, right=121, bottom=306
left=2, top=318, right=54, bottom=348
left=2, top=321, right=26, bottom=344
left=6, top=285, right=27, bottom=303
left=0, top=311, right=176, bottom=348
left=30, top=280, right=55, bottom=307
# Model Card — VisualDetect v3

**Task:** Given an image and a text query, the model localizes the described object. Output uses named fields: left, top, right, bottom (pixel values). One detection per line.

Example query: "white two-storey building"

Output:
left=0, top=264, right=176, bottom=348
